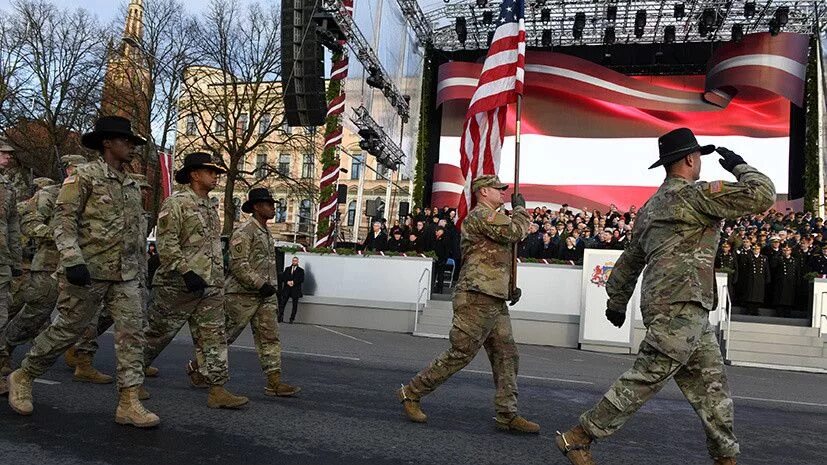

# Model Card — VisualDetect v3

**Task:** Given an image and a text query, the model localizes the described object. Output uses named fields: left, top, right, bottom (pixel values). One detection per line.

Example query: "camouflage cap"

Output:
left=471, top=174, right=508, bottom=192
left=32, top=177, right=56, bottom=189
left=129, top=173, right=151, bottom=189
left=61, top=154, right=87, bottom=168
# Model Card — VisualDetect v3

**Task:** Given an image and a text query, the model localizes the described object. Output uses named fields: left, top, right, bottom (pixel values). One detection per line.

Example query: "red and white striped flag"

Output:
left=158, top=151, right=173, bottom=200
left=456, top=0, right=525, bottom=228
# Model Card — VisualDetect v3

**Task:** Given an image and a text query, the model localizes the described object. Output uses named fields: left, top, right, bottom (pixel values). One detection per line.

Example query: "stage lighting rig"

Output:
left=775, top=7, right=789, bottom=26
left=603, top=26, right=615, bottom=45
left=324, top=1, right=409, bottom=119
left=664, top=25, right=675, bottom=44
left=702, top=8, right=715, bottom=28
left=315, top=27, right=344, bottom=54
left=476, top=0, right=486, bottom=8
left=699, top=20, right=709, bottom=37
left=674, top=3, right=684, bottom=19
left=731, top=23, right=743, bottom=42
left=542, top=28, right=552, bottom=47
left=769, top=18, right=780, bottom=36
left=573, top=12, right=586, bottom=40
left=634, top=10, right=646, bottom=38
left=744, top=2, right=756, bottom=19
left=366, top=66, right=387, bottom=90
left=456, top=17, right=467, bottom=45
left=394, top=0, right=432, bottom=46
left=487, top=30, right=495, bottom=46
left=541, top=8, right=550, bottom=23
left=483, top=11, right=493, bottom=26
left=352, top=106, right=404, bottom=171
left=607, top=5, right=616, bottom=22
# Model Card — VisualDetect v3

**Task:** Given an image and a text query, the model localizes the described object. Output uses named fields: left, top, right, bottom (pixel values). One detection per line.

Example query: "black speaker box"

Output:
left=281, top=0, right=326, bottom=127
left=398, top=201, right=409, bottom=217
left=365, top=199, right=379, bottom=217
left=337, top=184, right=348, bottom=204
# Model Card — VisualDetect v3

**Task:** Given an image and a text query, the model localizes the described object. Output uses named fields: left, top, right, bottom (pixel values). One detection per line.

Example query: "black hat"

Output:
left=241, top=188, right=276, bottom=213
left=174, top=152, right=227, bottom=184
left=81, top=116, right=147, bottom=151
left=649, top=127, right=715, bottom=169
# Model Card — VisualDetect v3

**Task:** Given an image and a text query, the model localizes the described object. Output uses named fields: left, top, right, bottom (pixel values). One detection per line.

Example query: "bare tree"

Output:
left=0, top=9, right=25, bottom=129
left=0, top=0, right=110, bottom=179
left=177, top=0, right=316, bottom=235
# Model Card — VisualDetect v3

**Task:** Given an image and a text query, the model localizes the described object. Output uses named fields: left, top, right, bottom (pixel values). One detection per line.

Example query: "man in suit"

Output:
left=363, top=221, right=388, bottom=252
left=278, top=256, right=304, bottom=323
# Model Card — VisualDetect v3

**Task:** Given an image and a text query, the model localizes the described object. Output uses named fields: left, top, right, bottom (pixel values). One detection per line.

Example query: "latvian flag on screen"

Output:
left=456, top=0, right=526, bottom=228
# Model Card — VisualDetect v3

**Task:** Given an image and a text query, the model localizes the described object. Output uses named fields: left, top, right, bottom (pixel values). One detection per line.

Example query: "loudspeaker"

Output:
left=336, top=184, right=348, bottom=204
left=281, top=0, right=326, bottom=127
left=398, top=201, right=409, bottom=217
left=365, top=199, right=379, bottom=217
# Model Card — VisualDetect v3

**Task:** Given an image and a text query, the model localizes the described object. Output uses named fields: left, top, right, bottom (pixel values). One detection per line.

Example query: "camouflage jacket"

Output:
left=225, top=218, right=277, bottom=294
left=455, top=203, right=530, bottom=299
left=0, top=174, right=22, bottom=283
left=21, top=185, right=60, bottom=272
left=52, top=159, right=143, bottom=281
left=154, top=186, right=224, bottom=288
left=607, top=164, right=775, bottom=313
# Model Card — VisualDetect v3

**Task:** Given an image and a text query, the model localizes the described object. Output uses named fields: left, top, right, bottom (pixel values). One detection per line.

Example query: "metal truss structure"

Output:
left=351, top=105, right=406, bottom=170
left=422, top=0, right=826, bottom=51
left=397, top=0, right=434, bottom=46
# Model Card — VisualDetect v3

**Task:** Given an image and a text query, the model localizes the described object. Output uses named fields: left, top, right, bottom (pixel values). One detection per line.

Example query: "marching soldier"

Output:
left=7, top=116, right=158, bottom=428
left=188, top=188, right=300, bottom=397
left=0, top=158, right=85, bottom=377
left=142, top=152, right=248, bottom=409
left=554, top=128, right=775, bottom=465
left=0, top=141, right=23, bottom=395
left=396, top=175, right=540, bottom=434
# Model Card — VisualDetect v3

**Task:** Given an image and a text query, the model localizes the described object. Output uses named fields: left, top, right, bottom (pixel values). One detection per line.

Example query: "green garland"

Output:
left=316, top=50, right=345, bottom=243
left=412, top=46, right=434, bottom=210
left=803, top=35, right=820, bottom=213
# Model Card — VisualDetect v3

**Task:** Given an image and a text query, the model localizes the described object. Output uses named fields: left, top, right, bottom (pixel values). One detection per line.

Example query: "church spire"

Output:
left=124, top=0, right=144, bottom=42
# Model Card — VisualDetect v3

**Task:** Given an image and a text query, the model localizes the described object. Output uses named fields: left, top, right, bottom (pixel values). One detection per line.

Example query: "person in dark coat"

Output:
left=278, top=256, right=305, bottom=323
left=407, top=232, right=424, bottom=254
left=362, top=221, right=388, bottom=252
left=432, top=227, right=451, bottom=293
left=734, top=244, right=770, bottom=315
left=807, top=243, right=827, bottom=275
left=386, top=230, right=407, bottom=252
left=539, top=232, right=558, bottom=259
left=770, top=244, right=801, bottom=317
left=558, top=236, right=582, bottom=264
left=518, top=223, right=543, bottom=258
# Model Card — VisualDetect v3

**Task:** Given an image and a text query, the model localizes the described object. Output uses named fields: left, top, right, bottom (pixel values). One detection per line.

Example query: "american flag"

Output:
left=456, top=0, right=525, bottom=228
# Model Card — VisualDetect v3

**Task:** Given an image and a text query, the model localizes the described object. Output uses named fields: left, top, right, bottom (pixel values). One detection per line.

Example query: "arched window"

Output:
left=347, top=200, right=356, bottom=226
left=298, top=199, right=312, bottom=233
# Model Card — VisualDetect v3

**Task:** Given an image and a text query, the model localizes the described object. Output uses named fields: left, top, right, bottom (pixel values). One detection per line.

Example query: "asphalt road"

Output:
left=1, top=323, right=824, bottom=465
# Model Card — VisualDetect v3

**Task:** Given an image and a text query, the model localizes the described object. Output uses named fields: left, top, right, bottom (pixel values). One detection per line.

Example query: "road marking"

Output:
left=230, top=344, right=361, bottom=361
left=34, top=379, right=60, bottom=385
left=733, top=395, right=827, bottom=408
left=313, top=325, right=374, bottom=345
left=465, top=369, right=594, bottom=385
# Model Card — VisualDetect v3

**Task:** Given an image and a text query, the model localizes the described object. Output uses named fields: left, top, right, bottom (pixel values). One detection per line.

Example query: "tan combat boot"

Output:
left=207, top=386, right=249, bottom=409
left=495, top=414, right=541, bottom=434
left=713, top=458, right=737, bottom=465
left=396, top=385, right=427, bottom=423
left=8, top=368, right=34, bottom=415
left=115, top=387, right=160, bottom=428
left=73, top=352, right=114, bottom=384
left=186, top=360, right=208, bottom=388
left=64, top=346, right=79, bottom=369
left=555, top=425, right=595, bottom=465
left=264, top=372, right=301, bottom=397
left=144, top=366, right=159, bottom=377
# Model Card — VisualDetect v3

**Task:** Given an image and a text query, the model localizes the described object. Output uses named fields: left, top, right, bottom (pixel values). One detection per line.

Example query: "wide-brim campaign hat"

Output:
left=649, top=127, right=716, bottom=169
left=81, top=116, right=147, bottom=151
left=174, top=151, right=227, bottom=184
left=241, top=187, right=276, bottom=213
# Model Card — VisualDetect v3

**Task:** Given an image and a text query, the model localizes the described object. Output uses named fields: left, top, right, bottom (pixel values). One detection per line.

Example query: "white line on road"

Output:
left=313, top=325, right=374, bottom=345
left=34, top=379, right=60, bottom=385
left=465, top=369, right=594, bottom=385
left=230, top=343, right=361, bottom=361
left=733, top=395, right=827, bottom=408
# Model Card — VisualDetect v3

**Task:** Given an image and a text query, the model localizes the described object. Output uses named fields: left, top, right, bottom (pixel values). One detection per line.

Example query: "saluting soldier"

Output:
left=142, top=152, right=248, bottom=409
left=554, top=128, right=775, bottom=465
left=188, top=188, right=300, bottom=397
left=0, top=157, right=85, bottom=378
left=7, top=116, right=158, bottom=428
left=0, top=140, right=23, bottom=395
left=396, top=175, right=540, bottom=434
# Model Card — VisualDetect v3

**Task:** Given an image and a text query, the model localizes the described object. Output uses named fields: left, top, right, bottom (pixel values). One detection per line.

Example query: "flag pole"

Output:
left=511, top=93, right=523, bottom=298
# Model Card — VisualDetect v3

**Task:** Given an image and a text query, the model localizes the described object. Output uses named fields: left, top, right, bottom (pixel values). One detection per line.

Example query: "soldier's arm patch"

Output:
left=709, top=181, right=723, bottom=194
left=62, top=175, right=77, bottom=185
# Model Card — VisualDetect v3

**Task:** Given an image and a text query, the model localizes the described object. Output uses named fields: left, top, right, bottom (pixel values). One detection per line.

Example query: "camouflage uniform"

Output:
left=0, top=173, right=22, bottom=334
left=143, top=185, right=229, bottom=386
left=0, top=183, right=61, bottom=357
left=19, top=159, right=146, bottom=389
left=6, top=199, right=32, bottom=330
left=578, top=164, right=775, bottom=459
left=193, top=217, right=281, bottom=375
left=404, top=186, right=530, bottom=417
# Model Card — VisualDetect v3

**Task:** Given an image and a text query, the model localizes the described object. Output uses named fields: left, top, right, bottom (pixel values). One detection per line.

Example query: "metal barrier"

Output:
left=414, top=268, right=431, bottom=334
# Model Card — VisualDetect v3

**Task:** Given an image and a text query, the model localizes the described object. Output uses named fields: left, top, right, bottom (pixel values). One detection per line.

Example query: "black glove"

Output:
left=716, top=147, right=746, bottom=173
left=65, top=264, right=91, bottom=286
left=511, top=193, right=526, bottom=209
left=259, top=282, right=277, bottom=298
left=11, top=268, right=23, bottom=277
left=508, top=287, right=522, bottom=306
left=605, top=308, right=626, bottom=328
left=182, top=271, right=208, bottom=293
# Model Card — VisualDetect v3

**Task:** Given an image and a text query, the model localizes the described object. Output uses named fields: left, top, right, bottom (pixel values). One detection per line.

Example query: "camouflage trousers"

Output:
left=406, top=290, right=520, bottom=416
left=8, top=270, right=29, bottom=320
left=0, top=271, right=59, bottom=358
left=0, top=280, right=9, bottom=336
left=580, top=304, right=739, bottom=459
left=75, top=283, right=149, bottom=355
left=20, top=277, right=146, bottom=389
left=144, top=284, right=229, bottom=386
left=195, top=293, right=282, bottom=376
